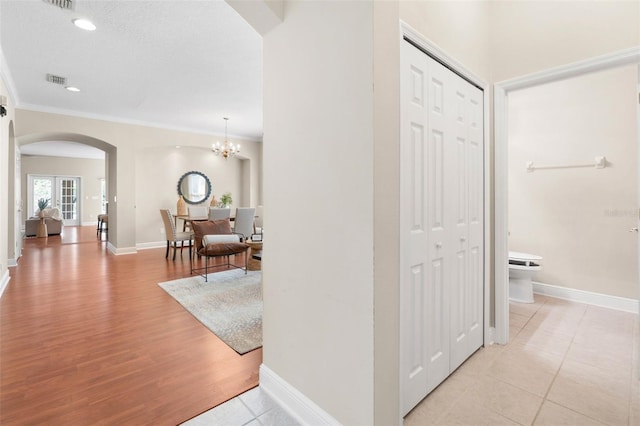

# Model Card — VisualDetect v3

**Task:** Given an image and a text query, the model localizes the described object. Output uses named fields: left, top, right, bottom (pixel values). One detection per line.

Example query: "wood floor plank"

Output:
left=0, top=226, right=261, bottom=425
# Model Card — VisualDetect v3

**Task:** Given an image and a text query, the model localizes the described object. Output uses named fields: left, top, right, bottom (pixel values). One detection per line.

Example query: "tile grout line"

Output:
left=237, top=396, right=259, bottom=424
left=528, top=302, right=605, bottom=426
left=238, top=388, right=282, bottom=424
left=529, top=297, right=572, bottom=425
left=431, top=379, right=477, bottom=425
left=492, top=299, right=548, bottom=425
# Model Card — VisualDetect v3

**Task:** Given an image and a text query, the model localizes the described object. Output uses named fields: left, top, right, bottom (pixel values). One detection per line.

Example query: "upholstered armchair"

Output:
left=190, top=218, right=248, bottom=281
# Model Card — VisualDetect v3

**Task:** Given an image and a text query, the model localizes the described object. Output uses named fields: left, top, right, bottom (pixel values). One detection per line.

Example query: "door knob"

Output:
left=435, top=242, right=443, bottom=249
left=630, top=227, right=638, bottom=233
left=460, top=237, right=467, bottom=242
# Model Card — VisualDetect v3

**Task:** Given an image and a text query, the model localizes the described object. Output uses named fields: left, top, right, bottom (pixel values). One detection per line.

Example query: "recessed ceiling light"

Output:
left=175, top=145, right=181, bottom=149
left=65, top=86, right=80, bottom=92
left=72, top=18, right=96, bottom=31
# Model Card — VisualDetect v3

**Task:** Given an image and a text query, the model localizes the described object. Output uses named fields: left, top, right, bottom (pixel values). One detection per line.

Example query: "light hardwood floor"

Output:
left=0, top=226, right=261, bottom=425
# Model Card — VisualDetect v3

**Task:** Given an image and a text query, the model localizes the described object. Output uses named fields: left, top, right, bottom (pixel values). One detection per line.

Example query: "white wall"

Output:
left=509, top=65, right=638, bottom=299
left=262, top=1, right=374, bottom=424
left=20, top=155, right=105, bottom=224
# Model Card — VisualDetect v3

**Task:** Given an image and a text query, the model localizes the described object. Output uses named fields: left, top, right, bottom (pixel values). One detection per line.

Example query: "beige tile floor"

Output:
left=405, top=295, right=640, bottom=426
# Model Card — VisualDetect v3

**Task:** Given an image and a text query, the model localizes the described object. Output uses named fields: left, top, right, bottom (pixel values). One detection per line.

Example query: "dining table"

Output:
left=174, top=214, right=236, bottom=232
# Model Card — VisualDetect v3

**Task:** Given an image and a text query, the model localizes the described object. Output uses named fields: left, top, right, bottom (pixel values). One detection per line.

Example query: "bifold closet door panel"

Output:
left=465, top=84, right=484, bottom=364
left=400, top=41, right=451, bottom=416
left=449, top=73, right=485, bottom=371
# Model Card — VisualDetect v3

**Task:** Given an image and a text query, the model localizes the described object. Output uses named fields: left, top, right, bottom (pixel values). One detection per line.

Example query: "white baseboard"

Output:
left=532, top=281, right=638, bottom=313
left=82, top=220, right=99, bottom=226
left=136, top=241, right=166, bottom=250
left=107, top=243, right=137, bottom=255
left=0, top=270, right=10, bottom=299
left=7, top=258, right=18, bottom=267
left=259, top=364, right=341, bottom=426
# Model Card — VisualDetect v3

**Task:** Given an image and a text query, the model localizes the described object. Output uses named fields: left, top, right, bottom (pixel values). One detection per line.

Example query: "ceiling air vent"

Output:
left=42, top=0, right=74, bottom=10
left=46, top=74, right=67, bottom=86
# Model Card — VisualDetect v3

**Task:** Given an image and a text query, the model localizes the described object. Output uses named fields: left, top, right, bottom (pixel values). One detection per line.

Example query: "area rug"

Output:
left=158, top=269, right=262, bottom=354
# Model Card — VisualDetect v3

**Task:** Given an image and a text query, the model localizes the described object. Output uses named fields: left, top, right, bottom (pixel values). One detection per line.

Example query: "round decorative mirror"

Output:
left=177, top=171, right=212, bottom=205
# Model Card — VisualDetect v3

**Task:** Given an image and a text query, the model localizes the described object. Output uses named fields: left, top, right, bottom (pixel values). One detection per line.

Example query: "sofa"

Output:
left=25, top=208, right=64, bottom=237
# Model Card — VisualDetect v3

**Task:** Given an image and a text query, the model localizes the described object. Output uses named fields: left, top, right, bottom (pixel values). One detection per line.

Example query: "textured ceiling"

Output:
left=0, top=0, right=263, bottom=146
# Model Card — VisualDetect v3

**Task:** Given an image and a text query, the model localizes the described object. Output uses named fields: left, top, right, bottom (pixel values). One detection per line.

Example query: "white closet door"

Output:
left=401, top=40, right=484, bottom=416
left=425, top=52, right=455, bottom=395
left=465, top=85, right=485, bottom=361
left=449, top=73, right=484, bottom=370
left=400, top=42, right=440, bottom=415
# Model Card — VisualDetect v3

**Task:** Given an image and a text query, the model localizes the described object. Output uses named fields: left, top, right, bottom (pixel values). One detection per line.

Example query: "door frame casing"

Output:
left=493, top=47, right=640, bottom=344
left=26, top=174, right=82, bottom=226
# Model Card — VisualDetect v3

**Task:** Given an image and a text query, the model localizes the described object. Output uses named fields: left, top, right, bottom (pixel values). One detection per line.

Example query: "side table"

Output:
left=37, top=217, right=48, bottom=238
left=245, top=241, right=263, bottom=271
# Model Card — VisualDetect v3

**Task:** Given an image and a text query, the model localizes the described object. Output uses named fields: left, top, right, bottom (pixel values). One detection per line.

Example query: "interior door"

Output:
left=400, top=40, right=484, bottom=416
left=56, top=177, right=79, bottom=226
left=28, top=175, right=80, bottom=226
left=30, top=175, right=54, bottom=216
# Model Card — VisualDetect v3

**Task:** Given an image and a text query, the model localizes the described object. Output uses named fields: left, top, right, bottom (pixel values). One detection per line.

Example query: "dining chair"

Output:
left=233, top=207, right=255, bottom=242
left=97, top=202, right=108, bottom=238
left=208, top=207, right=231, bottom=221
left=159, top=209, right=192, bottom=260
left=254, top=205, right=263, bottom=236
left=184, top=206, right=209, bottom=232
left=188, top=206, right=209, bottom=219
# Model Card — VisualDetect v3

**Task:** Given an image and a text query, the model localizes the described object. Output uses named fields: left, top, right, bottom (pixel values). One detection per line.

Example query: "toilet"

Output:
left=508, top=251, right=542, bottom=303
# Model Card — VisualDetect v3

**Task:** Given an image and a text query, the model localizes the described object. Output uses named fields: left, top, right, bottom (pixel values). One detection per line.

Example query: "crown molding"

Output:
left=496, top=46, right=640, bottom=91
left=16, top=103, right=263, bottom=143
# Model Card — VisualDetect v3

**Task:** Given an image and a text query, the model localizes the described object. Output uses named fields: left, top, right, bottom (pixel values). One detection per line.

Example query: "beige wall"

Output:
left=0, top=75, right=15, bottom=276
left=489, top=0, right=640, bottom=82
left=1, top=1, right=638, bottom=425
left=20, top=155, right=105, bottom=224
left=1, top=71, right=19, bottom=276
left=135, top=145, right=245, bottom=245
left=509, top=65, right=638, bottom=299
left=373, top=3, right=401, bottom=424
left=263, top=1, right=374, bottom=424
left=14, top=109, right=262, bottom=251
left=400, top=1, right=491, bottom=78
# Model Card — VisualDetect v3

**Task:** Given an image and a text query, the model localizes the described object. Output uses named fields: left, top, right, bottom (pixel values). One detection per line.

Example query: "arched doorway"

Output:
left=15, top=132, right=117, bottom=248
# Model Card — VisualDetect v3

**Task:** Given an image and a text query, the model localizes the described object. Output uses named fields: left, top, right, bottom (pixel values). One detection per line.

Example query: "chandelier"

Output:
left=212, top=117, right=240, bottom=159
